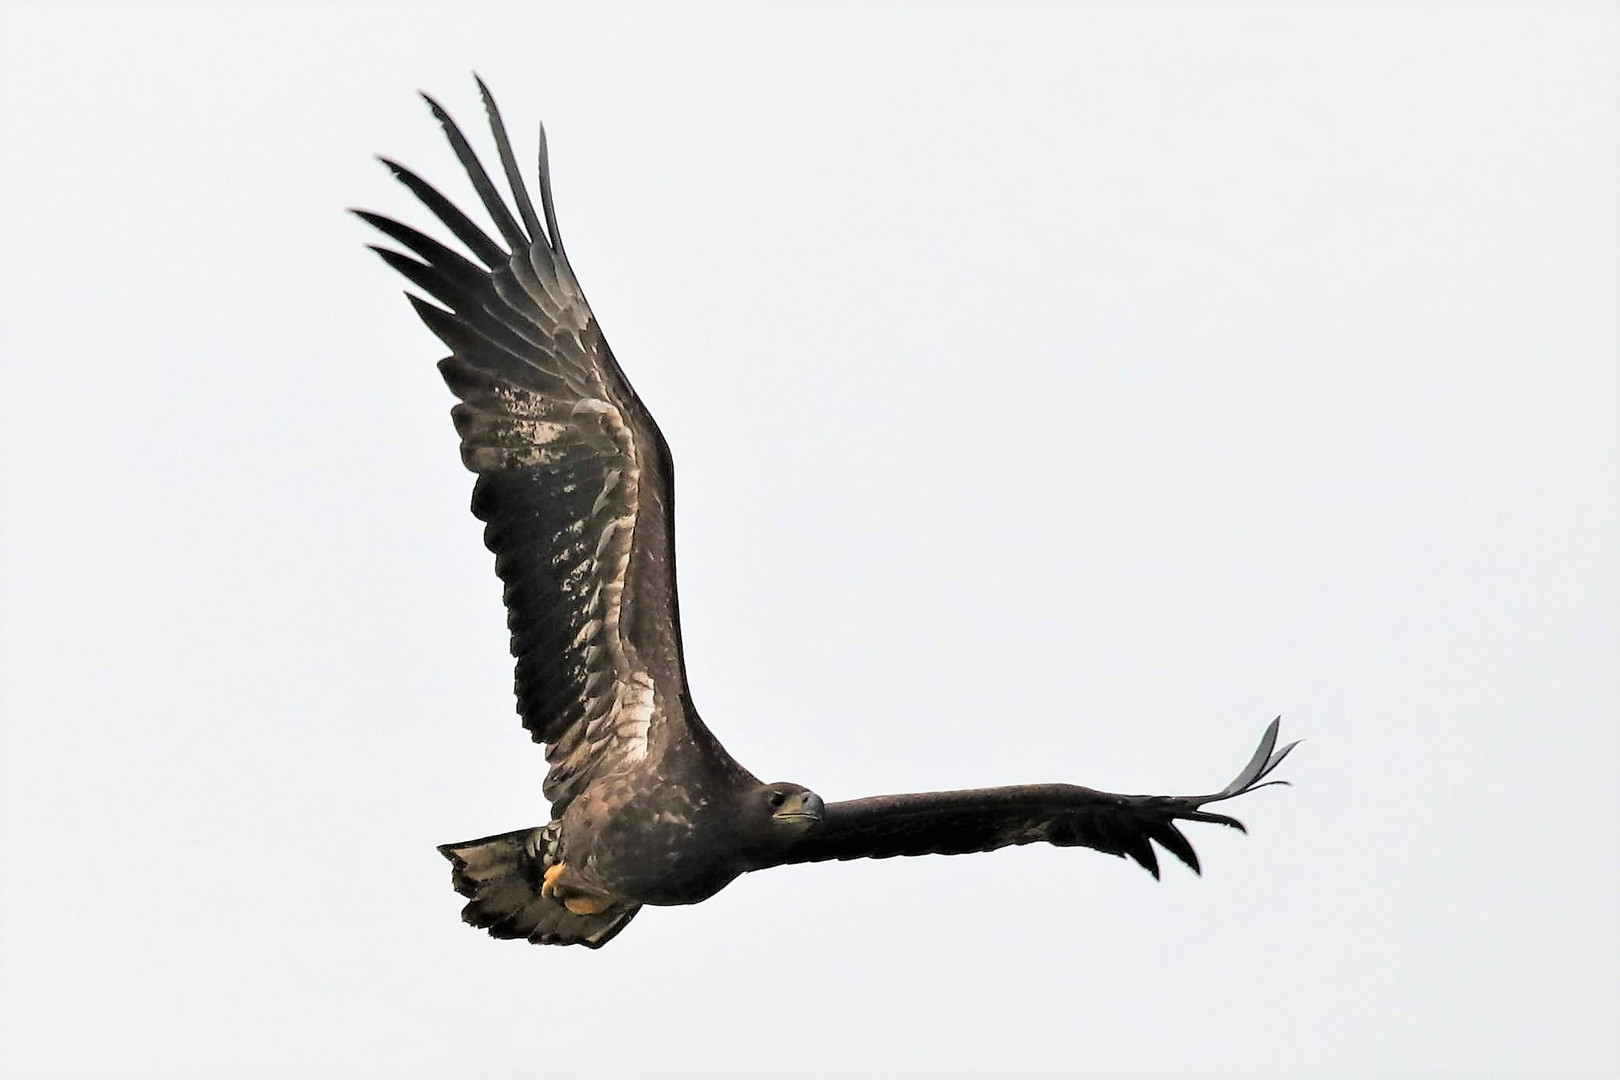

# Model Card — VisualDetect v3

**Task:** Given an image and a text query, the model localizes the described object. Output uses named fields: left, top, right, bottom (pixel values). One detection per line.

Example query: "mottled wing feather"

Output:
left=357, top=90, right=689, bottom=813
left=776, top=719, right=1296, bottom=878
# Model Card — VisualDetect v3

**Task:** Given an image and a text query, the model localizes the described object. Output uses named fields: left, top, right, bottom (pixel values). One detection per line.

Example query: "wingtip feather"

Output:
left=474, top=75, right=546, bottom=243
left=1214, top=716, right=1293, bottom=799
left=406, top=291, right=455, bottom=324
left=1149, top=823, right=1203, bottom=875
left=419, top=90, right=449, bottom=118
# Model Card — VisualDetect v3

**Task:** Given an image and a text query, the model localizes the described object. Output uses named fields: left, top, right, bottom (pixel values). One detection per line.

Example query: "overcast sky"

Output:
left=2, top=3, right=1617, bottom=1078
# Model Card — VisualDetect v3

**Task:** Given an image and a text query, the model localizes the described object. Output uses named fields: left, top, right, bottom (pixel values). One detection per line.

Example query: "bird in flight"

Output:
left=357, top=81, right=1296, bottom=948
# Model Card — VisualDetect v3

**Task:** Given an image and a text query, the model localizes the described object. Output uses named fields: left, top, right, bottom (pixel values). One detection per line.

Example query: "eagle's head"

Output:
left=726, top=782, right=826, bottom=870
left=758, top=781, right=825, bottom=834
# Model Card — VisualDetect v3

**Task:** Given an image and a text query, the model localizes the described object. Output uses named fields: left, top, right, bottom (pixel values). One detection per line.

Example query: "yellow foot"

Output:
left=563, top=895, right=609, bottom=916
left=542, top=862, right=612, bottom=914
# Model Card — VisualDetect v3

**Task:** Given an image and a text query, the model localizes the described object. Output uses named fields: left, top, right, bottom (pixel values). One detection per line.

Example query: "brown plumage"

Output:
left=356, top=80, right=1297, bottom=949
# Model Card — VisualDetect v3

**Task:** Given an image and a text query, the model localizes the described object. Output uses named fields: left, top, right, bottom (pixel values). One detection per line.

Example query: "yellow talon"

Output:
left=542, top=861, right=611, bottom=914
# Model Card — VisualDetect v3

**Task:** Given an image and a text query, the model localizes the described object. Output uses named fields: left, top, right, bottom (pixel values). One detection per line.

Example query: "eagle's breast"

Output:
left=561, top=741, right=753, bottom=907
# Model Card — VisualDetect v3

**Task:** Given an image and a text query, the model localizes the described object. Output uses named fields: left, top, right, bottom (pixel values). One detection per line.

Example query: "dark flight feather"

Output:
left=377, top=157, right=506, bottom=268
left=475, top=75, right=546, bottom=243
left=419, top=92, right=529, bottom=252
left=353, top=211, right=486, bottom=284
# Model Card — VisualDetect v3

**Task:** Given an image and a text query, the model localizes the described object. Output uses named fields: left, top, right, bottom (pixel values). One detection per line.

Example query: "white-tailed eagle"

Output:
left=356, top=82, right=1296, bottom=948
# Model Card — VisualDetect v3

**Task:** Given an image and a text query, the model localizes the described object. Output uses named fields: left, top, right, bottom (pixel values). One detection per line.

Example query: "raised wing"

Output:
left=774, top=718, right=1297, bottom=878
left=357, top=82, right=694, bottom=814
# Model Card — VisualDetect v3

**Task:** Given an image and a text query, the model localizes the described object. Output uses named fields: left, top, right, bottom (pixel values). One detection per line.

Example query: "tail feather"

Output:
left=437, top=826, right=639, bottom=949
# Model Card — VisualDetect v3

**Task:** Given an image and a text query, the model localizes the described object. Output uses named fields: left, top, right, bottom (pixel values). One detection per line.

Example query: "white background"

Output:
left=2, top=3, right=1616, bottom=1077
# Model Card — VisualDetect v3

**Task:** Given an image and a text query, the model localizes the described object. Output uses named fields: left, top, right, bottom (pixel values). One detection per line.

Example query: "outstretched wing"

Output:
left=775, top=719, right=1297, bottom=878
left=356, top=82, right=696, bottom=814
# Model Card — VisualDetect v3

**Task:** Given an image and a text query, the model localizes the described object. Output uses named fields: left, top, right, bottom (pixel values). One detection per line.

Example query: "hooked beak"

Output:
left=772, top=790, right=825, bottom=826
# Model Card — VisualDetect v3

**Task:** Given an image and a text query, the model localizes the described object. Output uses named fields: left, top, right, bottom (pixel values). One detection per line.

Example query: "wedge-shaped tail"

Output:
left=772, top=718, right=1297, bottom=879
left=438, top=826, right=639, bottom=948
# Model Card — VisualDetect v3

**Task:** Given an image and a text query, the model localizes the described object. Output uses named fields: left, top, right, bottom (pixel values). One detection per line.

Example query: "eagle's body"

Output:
left=358, top=82, right=1295, bottom=948
left=552, top=727, right=771, bottom=906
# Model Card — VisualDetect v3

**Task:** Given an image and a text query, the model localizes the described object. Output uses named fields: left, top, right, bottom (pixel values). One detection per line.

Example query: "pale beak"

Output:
left=772, top=790, right=825, bottom=825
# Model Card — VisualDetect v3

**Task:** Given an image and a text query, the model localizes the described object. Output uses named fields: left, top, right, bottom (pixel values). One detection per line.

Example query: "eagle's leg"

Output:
left=540, top=862, right=613, bottom=916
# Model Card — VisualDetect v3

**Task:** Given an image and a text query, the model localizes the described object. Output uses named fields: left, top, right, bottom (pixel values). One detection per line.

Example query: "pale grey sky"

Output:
left=2, top=3, right=1617, bottom=1077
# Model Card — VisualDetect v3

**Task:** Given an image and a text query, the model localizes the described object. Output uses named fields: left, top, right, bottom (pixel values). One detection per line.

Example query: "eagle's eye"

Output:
left=766, top=789, right=787, bottom=808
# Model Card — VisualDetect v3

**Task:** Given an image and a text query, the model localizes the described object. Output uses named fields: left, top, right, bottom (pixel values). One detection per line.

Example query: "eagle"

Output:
left=356, top=81, right=1296, bottom=949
